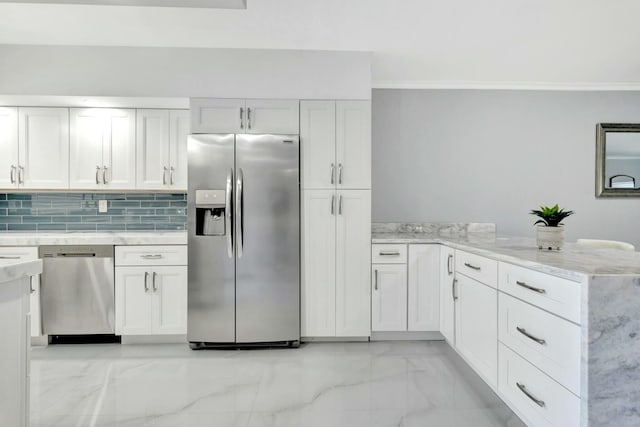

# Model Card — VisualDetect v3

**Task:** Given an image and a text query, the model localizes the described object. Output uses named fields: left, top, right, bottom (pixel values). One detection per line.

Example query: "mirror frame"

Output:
left=596, top=123, right=640, bottom=197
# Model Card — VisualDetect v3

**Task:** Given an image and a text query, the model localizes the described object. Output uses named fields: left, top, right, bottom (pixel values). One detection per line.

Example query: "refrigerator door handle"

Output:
left=226, top=168, right=234, bottom=258
left=236, top=168, right=244, bottom=258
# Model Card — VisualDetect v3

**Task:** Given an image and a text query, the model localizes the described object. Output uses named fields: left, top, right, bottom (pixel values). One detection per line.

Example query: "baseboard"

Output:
left=370, top=331, right=444, bottom=341
left=301, top=336, right=370, bottom=342
left=121, top=334, right=187, bottom=344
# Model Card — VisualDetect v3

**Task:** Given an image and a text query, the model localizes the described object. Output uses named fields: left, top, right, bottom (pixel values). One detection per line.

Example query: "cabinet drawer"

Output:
left=499, top=344, right=580, bottom=427
left=498, top=262, right=581, bottom=324
left=115, top=245, right=187, bottom=266
left=372, top=244, right=407, bottom=264
left=455, top=250, right=498, bottom=288
left=0, top=247, right=38, bottom=261
left=499, top=293, right=581, bottom=396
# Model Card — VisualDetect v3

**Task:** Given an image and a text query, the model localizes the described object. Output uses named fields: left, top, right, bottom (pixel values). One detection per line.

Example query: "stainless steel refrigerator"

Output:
left=187, top=134, right=300, bottom=348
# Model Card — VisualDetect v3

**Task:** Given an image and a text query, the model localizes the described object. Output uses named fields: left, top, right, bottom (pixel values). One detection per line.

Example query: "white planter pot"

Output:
left=536, top=225, right=565, bottom=251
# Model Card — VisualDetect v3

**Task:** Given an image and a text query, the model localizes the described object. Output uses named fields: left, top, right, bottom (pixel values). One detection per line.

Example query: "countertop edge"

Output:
left=0, top=259, right=43, bottom=284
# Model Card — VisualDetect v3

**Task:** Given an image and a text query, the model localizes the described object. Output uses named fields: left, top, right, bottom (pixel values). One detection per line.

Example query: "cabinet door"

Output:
left=29, top=276, right=41, bottom=337
left=0, top=107, right=19, bottom=189
left=69, top=108, right=106, bottom=189
left=136, top=109, right=170, bottom=190
left=103, top=109, right=136, bottom=190
left=439, top=246, right=456, bottom=343
left=18, top=108, right=69, bottom=190
left=407, top=244, right=440, bottom=332
left=151, top=266, right=187, bottom=335
left=169, top=110, right=190, bottom=190
left=335, top=189, right=371, bottom=337
left=455, top=274, right=498, bottom=389
left=245, top=99, right=299, bottom=134
left=301, top=190, right=336, bottom=337
left=115, top=267, right=152, bottom=335
left=371, top=264, right=407, bottom=332
left=336, top=101, right=371, bottom=189
left=300, top=101, right=336, bottom=189
left=190, top=98, right=244, bottom=133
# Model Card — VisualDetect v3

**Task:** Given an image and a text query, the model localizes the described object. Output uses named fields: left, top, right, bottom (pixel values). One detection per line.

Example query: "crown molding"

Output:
left=372, top=80, right=640, bottom=91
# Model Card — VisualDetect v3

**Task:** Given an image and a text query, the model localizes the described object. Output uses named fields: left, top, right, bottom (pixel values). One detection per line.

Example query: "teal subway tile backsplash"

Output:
left=0, top=193, right=187, bottom=233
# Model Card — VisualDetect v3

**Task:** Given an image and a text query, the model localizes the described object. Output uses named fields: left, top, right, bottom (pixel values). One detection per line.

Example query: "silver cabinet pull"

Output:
left=516, top=382, right=545, bottom=408
left=96, top=166, right=101, bottom=184
left=330, top=163, right=335, bottom=185
left=247, top=107, right=252, bottom=130
left=30, top=281, right=35, bottom=294
left=225, top=169, right=234, bottom=259
left=163, top=166, right=168, bottom=185
left=0, top=255, right=20, bottom=259
left=452, top=278, right=458, bottom=301
left=144, top=271, right=149, bottom=292
left=338, top=163, right=343, bottom=184
left=379, top=251, right=400, bottom=256
left=18, top=165, right=24, bottom=184
left=331, top=194, right=335, bottom=215
left=236, top=168, right=244, bottom=258
left=374, top=269, right=378, bottom=290
left=141, top=254, right=163, bottom=259
left=103, top=166, right=108, bottom=184
left=169, top=166, right=175, bottom=185
left=239, top=107, right=244, bottom=129
left=152, top=272, right=158, bottom=292
left=516, top=326, right=546, bottom=345
left=516, top=280, right=546, bottom=294
left=10, top=165, right=16, bottom=184
left=447, top=254, right=453, bottom=275
left=464, top=262, right=481, bottom=271
left=338, top=195, right=343, bottom=215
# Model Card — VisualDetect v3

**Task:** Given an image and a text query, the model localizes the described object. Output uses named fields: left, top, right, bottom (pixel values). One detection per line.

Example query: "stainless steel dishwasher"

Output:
left=39, top=245, right=115, bottom=335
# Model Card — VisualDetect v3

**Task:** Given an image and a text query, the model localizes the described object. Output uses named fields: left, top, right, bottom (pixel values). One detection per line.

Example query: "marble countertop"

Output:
left=0, top=232, right=187, bottom=246
left=373, top=232, right=640, bottom=280
left=0, top=258, right=42, bottom=283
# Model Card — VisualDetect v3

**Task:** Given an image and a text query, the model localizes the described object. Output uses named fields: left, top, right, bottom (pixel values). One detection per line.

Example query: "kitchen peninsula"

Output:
left=372, top=222, right=640, bottom=427
left=0, top=256, right=42, bottom=427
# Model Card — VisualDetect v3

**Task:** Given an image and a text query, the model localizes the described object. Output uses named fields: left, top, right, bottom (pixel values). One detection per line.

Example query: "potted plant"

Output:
left=530, top=204, right=574, bottom=251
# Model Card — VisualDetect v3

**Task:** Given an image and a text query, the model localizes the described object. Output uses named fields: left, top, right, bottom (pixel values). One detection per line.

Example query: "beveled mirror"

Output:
left=596, top=123, right=640, bottom=197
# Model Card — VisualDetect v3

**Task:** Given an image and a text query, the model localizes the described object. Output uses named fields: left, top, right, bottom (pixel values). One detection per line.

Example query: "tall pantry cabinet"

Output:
left=301, top=100, right=372, bottom=338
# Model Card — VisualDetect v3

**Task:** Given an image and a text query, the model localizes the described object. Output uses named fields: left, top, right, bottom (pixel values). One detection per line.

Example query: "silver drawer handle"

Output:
left=516, top=326, right=546, bottom=345
left=516, top=280, right=546, bottom=294
left=516, top=382, right=545, bottom=408
left=379, top=251, right=400, bottom=256
left=464, top=262, right=481, bottom=271
left=141, top=254, right=163, bottom=259
left=0, top=255, right=21, bottom=259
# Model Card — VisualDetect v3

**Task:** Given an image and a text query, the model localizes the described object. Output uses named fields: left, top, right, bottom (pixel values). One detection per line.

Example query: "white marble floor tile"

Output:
left=31, top=341, right=526, bottom=427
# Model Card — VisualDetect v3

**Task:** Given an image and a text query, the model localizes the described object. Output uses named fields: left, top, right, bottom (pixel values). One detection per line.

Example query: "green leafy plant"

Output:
left=530, top=204, right=574, bottom=227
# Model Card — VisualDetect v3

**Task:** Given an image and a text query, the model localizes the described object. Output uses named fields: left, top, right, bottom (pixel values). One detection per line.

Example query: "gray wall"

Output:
left=372, top=89, right=640, bottom=248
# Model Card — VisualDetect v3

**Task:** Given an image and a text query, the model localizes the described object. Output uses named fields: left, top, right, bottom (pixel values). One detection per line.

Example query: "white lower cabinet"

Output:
left=0, top=247, right=41, bottom=337
left=439, top=246, right=455, bottom=343
left=454, top=273, right=498, bottom=389
left=407, top=244, right=440, bottom=331
left=371, top=264, right=407, bottom=332
left=115, top=266, right=187, bottom=335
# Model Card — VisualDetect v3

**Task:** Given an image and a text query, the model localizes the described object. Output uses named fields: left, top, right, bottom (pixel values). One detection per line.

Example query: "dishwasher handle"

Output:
left=57, top=253, right=97, bottom=257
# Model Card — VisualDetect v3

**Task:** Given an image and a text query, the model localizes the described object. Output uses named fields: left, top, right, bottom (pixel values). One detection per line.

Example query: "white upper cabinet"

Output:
left=371, top=264, right=407, bottom=332
left=336, top=101, right=371, bottom=189
left=244, top=99, right=299, bottom=134
left=407, top=244, right=440, bottom=332
left=18, top=108, right=69, bottom=190
left=191, top=98, right=299, bottom=134
left=0, top=107, right=19, bottom=189
left=439, top=246, right=456, bottom=343
left=136, top=109, right=190, bottom=191
left=70, top=108, right=135, bottom=190
left=136, top=109, right=170, bottom=190
left=191, top=98, right=245, bottom=134
left=335, top=189, right=371, bottom=337
left=300, top=100, right=371, bottom=190
left=301, top=190, right=337, bottom=337
left=301, top=101, right=336, bottom=189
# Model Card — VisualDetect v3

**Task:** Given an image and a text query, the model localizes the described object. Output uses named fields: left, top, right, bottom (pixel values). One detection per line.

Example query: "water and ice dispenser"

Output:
left=195, top=190, right=227, bottom=236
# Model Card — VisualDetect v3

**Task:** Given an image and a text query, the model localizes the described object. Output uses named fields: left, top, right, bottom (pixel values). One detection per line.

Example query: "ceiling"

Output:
left=1, top=0, right=640, bottom=89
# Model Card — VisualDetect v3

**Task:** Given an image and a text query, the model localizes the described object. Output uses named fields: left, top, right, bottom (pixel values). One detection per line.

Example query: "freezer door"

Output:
left=235, top=134, right=300, bottom=343
left=187, top=134, right=236, bottom=343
